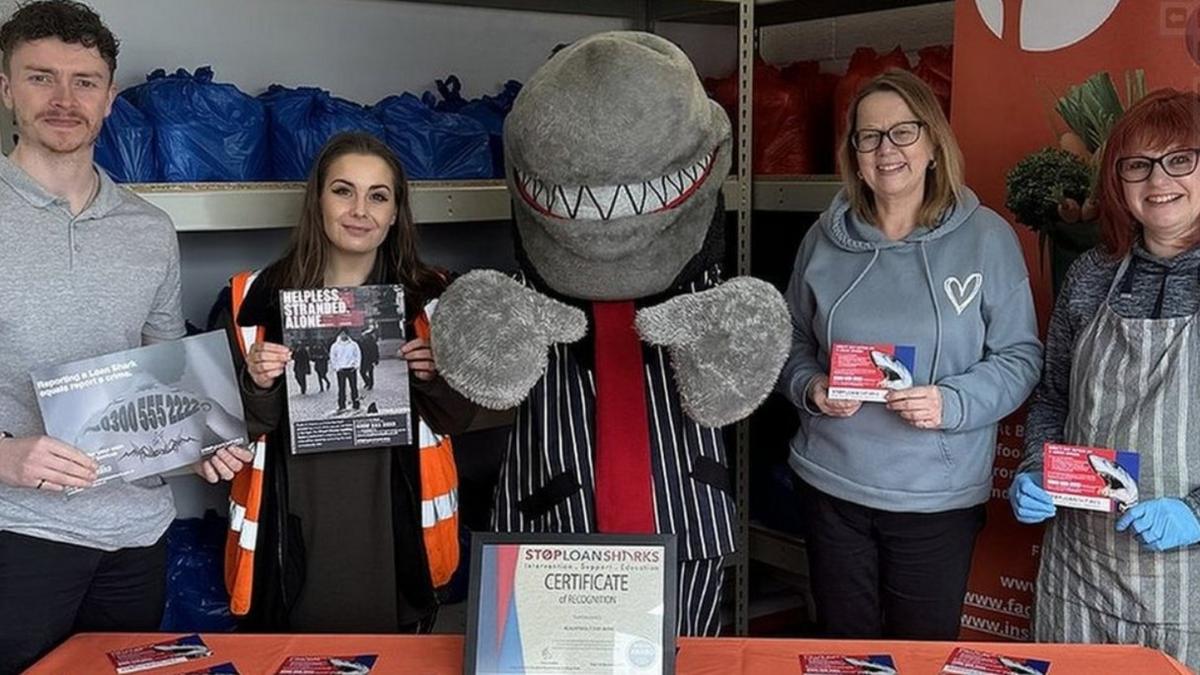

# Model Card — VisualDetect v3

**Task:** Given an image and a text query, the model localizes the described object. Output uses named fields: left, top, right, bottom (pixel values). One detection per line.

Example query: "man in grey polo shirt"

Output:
left=0, top=3, right=251, bottom=673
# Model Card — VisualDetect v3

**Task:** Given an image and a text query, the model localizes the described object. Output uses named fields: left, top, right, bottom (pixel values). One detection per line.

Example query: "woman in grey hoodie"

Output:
left=779, top=70, right=1042, bottom=640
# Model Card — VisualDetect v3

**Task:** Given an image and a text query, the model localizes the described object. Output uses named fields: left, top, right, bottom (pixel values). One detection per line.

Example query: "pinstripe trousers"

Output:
left=677, top=557, right=726, bottom=636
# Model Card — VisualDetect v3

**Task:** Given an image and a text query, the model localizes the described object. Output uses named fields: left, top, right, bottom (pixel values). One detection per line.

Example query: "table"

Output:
left=27, top=634, right=1193, bottom=674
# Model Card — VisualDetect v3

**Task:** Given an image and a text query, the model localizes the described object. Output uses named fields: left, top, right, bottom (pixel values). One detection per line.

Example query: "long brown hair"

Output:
left=269, top=132, right=443, bottom=302
left=837, top=69, right=965, bottom=228
left=1097, top=88, right=1200, bottom=257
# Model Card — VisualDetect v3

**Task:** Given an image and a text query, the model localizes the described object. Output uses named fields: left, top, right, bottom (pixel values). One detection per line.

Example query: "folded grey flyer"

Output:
left=31, top=331, right=247, bottom=489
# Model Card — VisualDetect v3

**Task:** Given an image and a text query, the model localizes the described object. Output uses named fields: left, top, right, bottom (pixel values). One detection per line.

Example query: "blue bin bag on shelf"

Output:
left=122, top=67, right=268, bottom=182
left=159, top=510, right=237, bottom=633
left=422, top=76, right=522, bottom=177
left=94, top=96, right=157, bottom=183
left=261, top=85, right=386, bottom=180
left=373, top=93, right=492, bottom=180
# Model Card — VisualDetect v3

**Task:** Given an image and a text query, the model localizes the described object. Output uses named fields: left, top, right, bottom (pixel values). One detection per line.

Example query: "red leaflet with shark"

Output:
left=800, top=653, right=897, bottom=674
left=107, top=634, right=212, bottom=674
left=940, top=647, right=1050, bottom=675
left=275, top=654, right=377, bottom=674
left=1043, top=443, right=1140, bottom=513
left=828, top=342, right=916, bottom=402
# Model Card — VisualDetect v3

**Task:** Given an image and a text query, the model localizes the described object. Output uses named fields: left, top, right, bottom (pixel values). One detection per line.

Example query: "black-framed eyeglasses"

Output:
left=851, top=120, right=926, bottom=153
left=1116, top=148, right=1200, bottom=183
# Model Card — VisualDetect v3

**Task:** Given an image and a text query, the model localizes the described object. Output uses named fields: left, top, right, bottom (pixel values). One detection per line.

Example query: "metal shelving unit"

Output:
left=135, top=180, right=510, bottom=231
left=133, top=176, right=838, bottom=230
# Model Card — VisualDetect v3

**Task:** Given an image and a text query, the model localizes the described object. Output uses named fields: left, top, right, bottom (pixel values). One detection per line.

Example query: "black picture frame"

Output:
left=464, top=532, right=678, bottom=675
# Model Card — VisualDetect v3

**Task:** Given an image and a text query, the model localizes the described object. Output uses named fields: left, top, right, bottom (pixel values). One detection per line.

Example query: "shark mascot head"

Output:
left=504, top=31, right=733, bottom=300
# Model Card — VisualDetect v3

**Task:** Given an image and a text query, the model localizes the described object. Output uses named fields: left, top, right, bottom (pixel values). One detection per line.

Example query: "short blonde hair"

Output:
left=837, top=69, right=964, bottom=228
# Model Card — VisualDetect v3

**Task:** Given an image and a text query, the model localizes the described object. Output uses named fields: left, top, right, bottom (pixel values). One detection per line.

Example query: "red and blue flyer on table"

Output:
left=800, top=653, right=898, bottom=674
left=275, top=655, right=377, bottom=674
left=828, top=342, right=916, bottom=402
left=1043, top=443, right=1140, bottom=512
left=182, top=663, right=240, bottom=675
left=940, top=647, right=1050, bottom=674
left=107, top=634, right=212, bottom=673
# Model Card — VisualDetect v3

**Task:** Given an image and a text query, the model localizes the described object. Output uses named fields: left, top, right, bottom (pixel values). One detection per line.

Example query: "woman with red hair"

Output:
left=1010, top=89, right=1200, bottom=665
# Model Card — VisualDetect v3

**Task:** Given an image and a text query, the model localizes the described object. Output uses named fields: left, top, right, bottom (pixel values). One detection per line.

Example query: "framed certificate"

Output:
left=464, top=533, right=677, bottom=675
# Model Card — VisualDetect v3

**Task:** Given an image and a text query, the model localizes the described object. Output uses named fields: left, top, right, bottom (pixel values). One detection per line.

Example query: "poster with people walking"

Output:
left=279, top=285, right=411, bottom=454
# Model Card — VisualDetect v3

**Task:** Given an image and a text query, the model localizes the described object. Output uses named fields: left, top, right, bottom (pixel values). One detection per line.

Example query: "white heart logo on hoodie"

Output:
left=944, top=273, right=983, bottom=315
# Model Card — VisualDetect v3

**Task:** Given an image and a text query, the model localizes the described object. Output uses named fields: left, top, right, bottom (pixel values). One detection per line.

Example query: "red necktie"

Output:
left=591, top=301, right=656, bottom=533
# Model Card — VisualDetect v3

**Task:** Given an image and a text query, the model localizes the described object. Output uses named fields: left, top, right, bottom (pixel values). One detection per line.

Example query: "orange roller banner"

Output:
left=950, top=0, right=1200, bottom=641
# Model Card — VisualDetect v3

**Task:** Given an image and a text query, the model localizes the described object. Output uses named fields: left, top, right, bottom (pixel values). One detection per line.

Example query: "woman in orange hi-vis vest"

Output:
left=221, top=132, right=479, bottom=633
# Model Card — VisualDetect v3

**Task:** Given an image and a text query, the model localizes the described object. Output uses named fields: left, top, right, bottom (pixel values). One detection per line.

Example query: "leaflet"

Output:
left=31, top=332, right=247, bottom=492
left=275, top=654, right=378, bottom=674
left=940, top=647, right=1050, bottom=675
left=107, top=634, right=212, bottom=674
left=1043, top=443, right=1140, bottom=512
left=800, top=653, right=898, bottom=674
left=827, top=342, right=916, bottom=402
left=279, top=285, right=411, bottom=454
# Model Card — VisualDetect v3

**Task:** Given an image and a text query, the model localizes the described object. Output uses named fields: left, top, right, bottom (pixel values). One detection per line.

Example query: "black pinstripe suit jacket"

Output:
left=491, top=270, right=738, bottom=562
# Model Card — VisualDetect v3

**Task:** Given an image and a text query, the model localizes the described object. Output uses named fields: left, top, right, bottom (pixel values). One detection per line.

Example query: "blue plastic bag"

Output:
left=261, top=85, right=386, bottom=180
left=423, top=76, right=522, bottom=177
left=160, top=510, right=237, bottom=633
left=420, top=75, right=468, bottom=113
left=94, top=96, right=157, bottom=183
left=373, top=93, right=492, bottom=180
left=122, top=66, right=268, bottom=182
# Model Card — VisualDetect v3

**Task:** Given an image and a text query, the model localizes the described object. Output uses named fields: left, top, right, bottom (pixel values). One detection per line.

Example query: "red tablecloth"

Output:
left=26, top=633, right=1194, bottom=674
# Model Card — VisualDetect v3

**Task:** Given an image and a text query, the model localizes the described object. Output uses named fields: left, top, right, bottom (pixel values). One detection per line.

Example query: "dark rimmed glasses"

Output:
left=1116, top=148, right=1200, bottom=183
left=851, top=120, right=926, bottom=153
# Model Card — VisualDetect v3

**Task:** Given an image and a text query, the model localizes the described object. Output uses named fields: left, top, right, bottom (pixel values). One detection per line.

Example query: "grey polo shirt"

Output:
left=0, top=154, right=185, bottom=551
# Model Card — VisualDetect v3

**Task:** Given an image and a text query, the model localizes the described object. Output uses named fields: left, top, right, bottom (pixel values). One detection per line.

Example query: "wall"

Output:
left=75, top=0, right=735, bottom=99
left=760, top=1, right=955, bottom=72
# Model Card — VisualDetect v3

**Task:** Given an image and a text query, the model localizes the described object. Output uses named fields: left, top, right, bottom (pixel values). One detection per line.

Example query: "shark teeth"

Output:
left=515, top=150, right=716, bottom=221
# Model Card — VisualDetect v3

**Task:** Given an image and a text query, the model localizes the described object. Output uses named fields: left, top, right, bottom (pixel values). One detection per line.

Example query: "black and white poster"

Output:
left=30, top=331, right=248, bottom=490
left=279, top=285, right=411, bottom=454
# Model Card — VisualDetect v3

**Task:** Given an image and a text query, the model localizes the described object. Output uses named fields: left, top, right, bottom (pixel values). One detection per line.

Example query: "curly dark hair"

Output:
left=0, top=1, right=118, bottom=75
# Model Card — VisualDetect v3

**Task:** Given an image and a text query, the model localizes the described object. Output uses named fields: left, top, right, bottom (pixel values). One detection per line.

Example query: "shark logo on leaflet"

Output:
left=975, top=0, right=1121, bottom=51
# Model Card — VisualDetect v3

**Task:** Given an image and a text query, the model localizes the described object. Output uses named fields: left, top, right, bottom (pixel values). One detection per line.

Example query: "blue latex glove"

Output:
left=1010, top=472, right=1056, bottom=524
left=1115, top=498, right=1200, bottom=552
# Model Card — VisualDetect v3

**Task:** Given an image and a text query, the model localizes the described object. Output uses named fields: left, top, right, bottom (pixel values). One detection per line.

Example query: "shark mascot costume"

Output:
left=432, top=31, right=790, bottom=636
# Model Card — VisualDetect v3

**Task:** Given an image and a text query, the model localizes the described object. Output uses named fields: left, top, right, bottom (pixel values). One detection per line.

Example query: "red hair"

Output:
left=1097, top=88, right=1200, bottom=257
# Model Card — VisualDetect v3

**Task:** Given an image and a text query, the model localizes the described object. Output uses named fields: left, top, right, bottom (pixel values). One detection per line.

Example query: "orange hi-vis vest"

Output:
left=224, top=270, right=460, bottom=617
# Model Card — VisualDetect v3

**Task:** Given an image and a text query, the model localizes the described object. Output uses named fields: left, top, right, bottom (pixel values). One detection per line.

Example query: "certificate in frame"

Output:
left=464, top=533, right=677, bottom=675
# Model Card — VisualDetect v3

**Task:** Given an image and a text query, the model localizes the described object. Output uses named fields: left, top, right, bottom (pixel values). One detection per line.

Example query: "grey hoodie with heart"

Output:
left=780, top=187, right=1042, bottom=512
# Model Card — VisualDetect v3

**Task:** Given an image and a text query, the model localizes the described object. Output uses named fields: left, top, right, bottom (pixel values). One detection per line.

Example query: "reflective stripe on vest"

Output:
left=225, top=269, right=267, bottom=616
